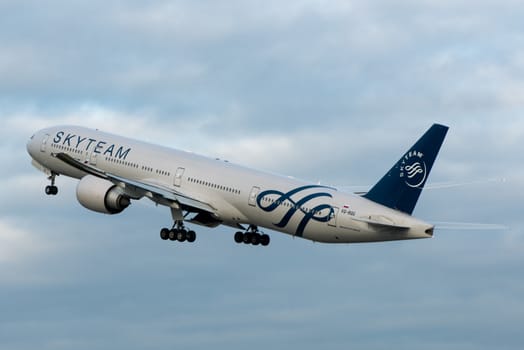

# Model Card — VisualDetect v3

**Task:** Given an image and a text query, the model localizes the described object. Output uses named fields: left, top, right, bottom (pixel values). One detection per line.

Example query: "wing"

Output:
left=53, top=152, right=216, bottom=214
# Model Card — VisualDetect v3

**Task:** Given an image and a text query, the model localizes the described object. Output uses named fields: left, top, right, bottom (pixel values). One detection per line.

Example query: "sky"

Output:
left=1, top=0, right=524, bottom=349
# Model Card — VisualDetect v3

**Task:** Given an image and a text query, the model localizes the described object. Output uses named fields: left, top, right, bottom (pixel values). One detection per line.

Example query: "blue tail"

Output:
left=363, top=123, right=449, bottom=214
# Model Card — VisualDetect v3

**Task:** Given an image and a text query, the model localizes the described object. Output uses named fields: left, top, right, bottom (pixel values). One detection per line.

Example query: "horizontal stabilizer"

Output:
left=352, top=216, right=410, bottom=230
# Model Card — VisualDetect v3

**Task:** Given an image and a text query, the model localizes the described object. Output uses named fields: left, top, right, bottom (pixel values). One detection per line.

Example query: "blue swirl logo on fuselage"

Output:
left=256, top=185, right=334, bottom=237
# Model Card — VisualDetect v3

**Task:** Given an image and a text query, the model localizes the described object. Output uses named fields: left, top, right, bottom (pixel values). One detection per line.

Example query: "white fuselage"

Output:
left=27, top=126, right=434, bottom=243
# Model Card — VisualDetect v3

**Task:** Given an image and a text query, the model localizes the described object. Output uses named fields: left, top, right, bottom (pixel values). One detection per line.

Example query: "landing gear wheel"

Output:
left=260, top=234, right=270, bottom=246
left=234, top=225, right=270, bottom=247
left=251, top=233, right=261, bottom=245
left=45, top=185, right=58, bottom=195
left=186, top=230, right=196, bottom=243
left=176, top=230, right=187, bottom=242
left=162, top=220, right=197, bottom=244
left=234, top=231, right=244, bottom=243
left=160, top=228, right=170, bottom=240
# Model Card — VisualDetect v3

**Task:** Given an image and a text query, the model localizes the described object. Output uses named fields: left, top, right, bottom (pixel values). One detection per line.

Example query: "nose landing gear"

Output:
left=45, top=173, right=59, bottom=195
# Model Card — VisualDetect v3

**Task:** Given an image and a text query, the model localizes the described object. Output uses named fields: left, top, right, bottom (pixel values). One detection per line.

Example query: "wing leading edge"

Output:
left=53, top=152, right=217, bottom=214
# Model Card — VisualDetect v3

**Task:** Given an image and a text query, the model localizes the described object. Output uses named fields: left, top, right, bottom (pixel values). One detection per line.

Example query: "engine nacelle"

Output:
left=76, top=175, right=130, bottom=214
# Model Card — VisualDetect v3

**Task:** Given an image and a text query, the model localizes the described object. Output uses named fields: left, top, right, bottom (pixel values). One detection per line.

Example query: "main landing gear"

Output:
left=45, top=173, right=58, bottom=195
left=159, top=221, right=271, bottom=247
left=160, top=220, right=196, bottom=243
left=234, top=225, right=270, bottom=246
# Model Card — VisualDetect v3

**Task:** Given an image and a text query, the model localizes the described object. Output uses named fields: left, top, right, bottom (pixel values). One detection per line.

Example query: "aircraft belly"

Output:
left=300, top=219, right=422, bottom=243
left=212, top=199, right=249, bottom=227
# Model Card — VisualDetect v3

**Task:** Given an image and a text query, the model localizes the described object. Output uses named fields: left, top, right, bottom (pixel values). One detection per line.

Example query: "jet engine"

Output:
left=76, top=175, right=130, bottom=214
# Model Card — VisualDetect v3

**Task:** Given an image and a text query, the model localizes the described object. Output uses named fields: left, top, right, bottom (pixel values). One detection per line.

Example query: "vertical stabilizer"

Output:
left=363, top=124, right=448, bottom=214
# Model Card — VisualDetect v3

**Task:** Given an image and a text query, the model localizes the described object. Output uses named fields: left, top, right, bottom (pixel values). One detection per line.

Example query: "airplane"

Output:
left=26, top=123, right=448, bottom=246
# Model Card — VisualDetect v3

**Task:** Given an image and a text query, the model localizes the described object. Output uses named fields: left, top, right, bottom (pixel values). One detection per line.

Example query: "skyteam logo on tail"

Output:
left=400, top=150, right=427, bottom=188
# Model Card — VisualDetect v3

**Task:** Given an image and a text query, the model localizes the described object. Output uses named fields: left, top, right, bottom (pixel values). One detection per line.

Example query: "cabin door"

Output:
left=174, top=167, right=185, bottom=187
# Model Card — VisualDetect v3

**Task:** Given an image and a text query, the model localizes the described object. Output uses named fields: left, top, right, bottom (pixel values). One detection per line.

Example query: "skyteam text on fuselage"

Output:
left=26, top=124, right=448, bottom=246
left=52, top=131, right=132, bottom=160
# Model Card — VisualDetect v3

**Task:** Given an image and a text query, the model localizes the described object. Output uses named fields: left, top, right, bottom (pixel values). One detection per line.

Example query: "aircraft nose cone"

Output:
left=26, top=131, right=42, bottom=159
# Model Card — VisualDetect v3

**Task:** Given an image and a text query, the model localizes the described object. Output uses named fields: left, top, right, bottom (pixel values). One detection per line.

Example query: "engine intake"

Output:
left=76, top=175, right=130, bottom=214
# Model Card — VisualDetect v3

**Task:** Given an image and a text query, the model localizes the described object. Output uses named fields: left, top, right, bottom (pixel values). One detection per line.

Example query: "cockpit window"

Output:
left=30, top=134, right=35, bottom=140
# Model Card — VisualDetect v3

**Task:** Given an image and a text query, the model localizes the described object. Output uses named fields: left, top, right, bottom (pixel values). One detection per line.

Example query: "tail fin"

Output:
left=363, top=123, right=449, bottom=214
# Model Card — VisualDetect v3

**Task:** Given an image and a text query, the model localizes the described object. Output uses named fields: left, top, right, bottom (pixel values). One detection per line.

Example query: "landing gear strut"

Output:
left=160, top=220, right=196, bottom=243
left=45, top=172, right=58, bottom=195
left=234, top=225, right=270, bottom=246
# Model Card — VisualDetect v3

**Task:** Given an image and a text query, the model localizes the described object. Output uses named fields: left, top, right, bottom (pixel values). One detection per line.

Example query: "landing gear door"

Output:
left=174, top=167, right=185, bottom=187
left=328, top=207, right=339, bottom=227
left=248, top=186, right=260, bottom=207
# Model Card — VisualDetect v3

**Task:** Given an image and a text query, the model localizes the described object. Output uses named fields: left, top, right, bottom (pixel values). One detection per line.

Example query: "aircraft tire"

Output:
left=234, top=231, right=244, bottom=243
left=176, top=230, right=187, bottom=242
left=260, top=234, right=270, bottom=246
left=160, top=228, right=170, bottom=240
left=187, top=230, right=196, bottom=242
left=251, top=233, right=261, bottom=245
left=45, top=185, right=58, bottom=195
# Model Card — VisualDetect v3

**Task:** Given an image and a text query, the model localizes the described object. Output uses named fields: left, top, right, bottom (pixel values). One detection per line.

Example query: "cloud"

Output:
left=0, top=217, right=74, bottom=287
left=1, top=0, right=521, bottom=138
left=0, top=219, right=46, bottom=264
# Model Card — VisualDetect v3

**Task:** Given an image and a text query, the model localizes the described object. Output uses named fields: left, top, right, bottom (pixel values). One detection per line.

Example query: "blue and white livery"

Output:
left=26, top=124, right=448, bottom=246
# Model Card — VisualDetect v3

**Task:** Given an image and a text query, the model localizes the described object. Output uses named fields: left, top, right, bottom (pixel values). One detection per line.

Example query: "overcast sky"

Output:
left=1, top=1, right=523, bottom=349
